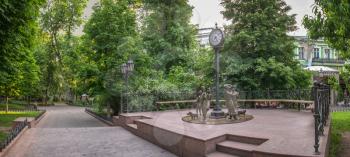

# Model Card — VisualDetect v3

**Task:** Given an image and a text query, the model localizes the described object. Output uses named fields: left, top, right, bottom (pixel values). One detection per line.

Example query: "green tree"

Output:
left=39, top=0, right=87, bottom=104
left=0, top=0, right=44, bottom=112
left=303, top=0, right=350, bottom=58
left=142, top=0, right=197, bottom=71
left=19, top=51, right=41, bottom=104
left=141, top=0, right=203, bottom=91
left=303, top=0, right=350, bottom=97
left=221, top=0, right=310, bottom=90
left=83, top=0, right=139, bottom=113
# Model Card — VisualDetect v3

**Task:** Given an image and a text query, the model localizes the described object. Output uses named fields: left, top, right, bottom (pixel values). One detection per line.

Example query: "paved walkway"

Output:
left=5, top=104, right=175, bottom=157
left=340, top=132, right=350, bottom=157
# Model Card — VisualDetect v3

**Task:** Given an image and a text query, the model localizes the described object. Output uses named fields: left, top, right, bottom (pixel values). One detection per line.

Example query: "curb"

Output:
left=0, top=110, right=46, bottom=157
left=85, top=109, right=114, bottom=126
left=34, top=111, right=46, bottom=126
left=0, top=126, right=28, bottom=157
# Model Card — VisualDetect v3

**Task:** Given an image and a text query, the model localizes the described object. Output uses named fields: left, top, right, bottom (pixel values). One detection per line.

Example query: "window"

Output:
left=298, top=47, right=304, bottom=59
left=324, top=49, right=330, bottom=59
left=313, top=48, right=320, bottom=59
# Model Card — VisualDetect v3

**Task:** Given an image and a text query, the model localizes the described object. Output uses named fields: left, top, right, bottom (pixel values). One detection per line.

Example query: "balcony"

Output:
left=312, top=58, right=345, bottom=64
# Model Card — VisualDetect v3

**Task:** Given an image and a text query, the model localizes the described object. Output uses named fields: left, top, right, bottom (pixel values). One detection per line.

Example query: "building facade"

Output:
left=196, top=29, right=345, bottom=70
left=293, top=36, right=344, bottom=70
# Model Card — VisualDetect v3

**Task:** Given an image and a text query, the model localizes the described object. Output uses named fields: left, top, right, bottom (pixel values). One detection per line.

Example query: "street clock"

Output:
left=209, top=28, right=224, bottom=47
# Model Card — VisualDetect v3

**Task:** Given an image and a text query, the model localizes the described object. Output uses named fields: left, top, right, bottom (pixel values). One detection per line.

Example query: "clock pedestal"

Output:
left=210, top=110, right=225, bottom=119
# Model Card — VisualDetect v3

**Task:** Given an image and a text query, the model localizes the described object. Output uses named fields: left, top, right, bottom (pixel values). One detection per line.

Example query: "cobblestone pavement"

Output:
left=5, top=104, right=175, bottom=157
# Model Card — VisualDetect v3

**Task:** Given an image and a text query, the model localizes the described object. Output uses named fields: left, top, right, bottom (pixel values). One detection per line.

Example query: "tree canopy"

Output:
left=303, top=0, right=350, bottom=58
left=0, top=0, right=44, bottom=98
left=0, top=0, right=314, bottom=114
left=303, top=0, right=350, bottom=95
left=221, top=0, right=311, bottom=90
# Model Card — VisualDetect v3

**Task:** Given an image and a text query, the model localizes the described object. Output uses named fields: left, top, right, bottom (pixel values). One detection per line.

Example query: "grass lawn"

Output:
left=329, top=112, right=350, bottom=157
left=0, top=131, right=8, bottom=143
left=0, top=104, right=27, bottom=110
left=0, top=111, right=41, bottom=127
left=0, top=111, right=41, bottom=144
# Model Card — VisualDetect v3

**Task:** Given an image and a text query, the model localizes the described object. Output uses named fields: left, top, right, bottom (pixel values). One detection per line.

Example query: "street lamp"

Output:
left=209, top=23, right=225, bottom=118
left=121, top=59, right=134, bottom=113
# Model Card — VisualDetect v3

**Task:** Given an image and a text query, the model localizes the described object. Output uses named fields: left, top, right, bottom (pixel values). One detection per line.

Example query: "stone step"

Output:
left=217, top=141, right=257, bottom=157
left=126, top=123, right=138, bottom=130
left=206, top=151, right=240, bottom=157
left=226, top=134, right=268, bottom=145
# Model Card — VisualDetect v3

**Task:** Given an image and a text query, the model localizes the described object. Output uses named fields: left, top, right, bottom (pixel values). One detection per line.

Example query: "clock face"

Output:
left=209, top=29, right=224, bottom=47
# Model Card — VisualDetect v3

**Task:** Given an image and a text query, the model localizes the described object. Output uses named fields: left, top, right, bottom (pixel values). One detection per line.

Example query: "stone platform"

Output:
left=114, top=109, right=330, bottom=157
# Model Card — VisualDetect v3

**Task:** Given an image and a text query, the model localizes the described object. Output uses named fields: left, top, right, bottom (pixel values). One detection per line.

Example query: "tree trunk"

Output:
left=45, top=89, right=48, bottom=105
left=27, top=96, right=31, bottom=106
left=107, top=103, right=111, bottom=118
left=6, top=96, right=9, bottom=113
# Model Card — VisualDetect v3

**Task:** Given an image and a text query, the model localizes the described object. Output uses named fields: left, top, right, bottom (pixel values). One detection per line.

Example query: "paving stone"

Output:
left=5, top=105, right=175, bottom=157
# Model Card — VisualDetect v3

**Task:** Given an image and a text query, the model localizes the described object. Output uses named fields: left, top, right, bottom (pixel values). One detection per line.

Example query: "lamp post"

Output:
left=121, top=59, right=134, bottom=113
left=209, top=23, right=225, bottom=118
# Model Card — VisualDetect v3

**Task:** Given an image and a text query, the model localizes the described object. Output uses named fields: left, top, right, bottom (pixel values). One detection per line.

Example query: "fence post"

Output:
left=120, top=93, right=123, bottom=114
left=313, top=82, right=321, bottom=155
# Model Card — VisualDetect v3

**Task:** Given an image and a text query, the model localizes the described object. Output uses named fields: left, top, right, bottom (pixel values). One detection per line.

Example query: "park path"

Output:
left=340, top=132, right=350, bottom=157
left=5, top=104, right=175, bottom=157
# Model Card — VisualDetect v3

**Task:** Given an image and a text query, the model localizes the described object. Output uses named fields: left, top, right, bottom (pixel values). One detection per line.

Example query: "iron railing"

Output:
left=312, top=82, right=331, bottom=154
left=312, top=58, right=345, bottom=64
left=331, top=106, right=350, bottom=112
left=120, top=89, right=312, bottom=113
left=0, top=119, right=28, bottom=152
left=239, top=89, right=312, bottom=100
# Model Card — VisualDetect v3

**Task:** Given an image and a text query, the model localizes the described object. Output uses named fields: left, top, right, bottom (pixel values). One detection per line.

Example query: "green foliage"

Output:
left=142, top=0, right=197, bottom=73
left=0, top=111, right=42, bottom=127
left=341, top=64, right=350, bottom=95
left=0, top=104, right=27, bottom=110
left=0, top=0, right=44, bottom=97
left=39, top=0, right=88, bottom=102
left=303, top=0, right=350, bottom=58
left=140, top=0, right=208, bottom=93
left=0, top=131, right=7, bottom=143
left=83, top=0, right=139, bottom=113
left=327, top=76, right=343, bottom=101
left=19, top=51, right=41, bottom=97
left=221, top=0, right=310, bottom=90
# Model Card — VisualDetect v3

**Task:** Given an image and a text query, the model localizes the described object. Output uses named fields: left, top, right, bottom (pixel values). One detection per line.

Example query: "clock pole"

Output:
left=215, top=46, right=220, bottom=109
left=209, top=23, right=225, bottom=119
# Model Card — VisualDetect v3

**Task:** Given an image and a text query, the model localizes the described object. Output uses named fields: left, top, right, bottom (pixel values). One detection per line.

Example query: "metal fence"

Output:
left=0, top=119, right=28, bottom=152
left=239, top=89, right=312, bottom=100
left=0, top=108, right=40, bottom=113
left=120, top=89, right=312, bottom=113
left=312, top=83, right=331, bottom=155
left=331, top=106, right=350, bottom=112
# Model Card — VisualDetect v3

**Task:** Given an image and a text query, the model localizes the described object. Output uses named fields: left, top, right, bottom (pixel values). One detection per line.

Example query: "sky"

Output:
left=77, top=0, right=315, bottom=36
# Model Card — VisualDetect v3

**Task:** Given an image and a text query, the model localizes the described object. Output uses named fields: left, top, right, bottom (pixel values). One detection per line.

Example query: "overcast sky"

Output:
left=78, top=0, right=315, bottom=36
